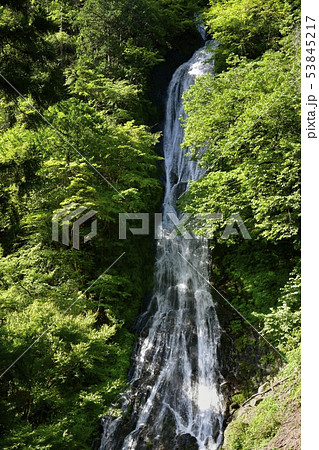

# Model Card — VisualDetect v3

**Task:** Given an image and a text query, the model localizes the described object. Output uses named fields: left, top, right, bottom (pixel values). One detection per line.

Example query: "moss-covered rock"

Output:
left=222, top=347, right=300, bottom=450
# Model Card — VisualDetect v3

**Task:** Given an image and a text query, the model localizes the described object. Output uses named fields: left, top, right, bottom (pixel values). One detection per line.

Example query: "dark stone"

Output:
left=149, top=30, right=203, bottom=131
left=212, top=285, right=283, bottom=427
left=174, top=433, right=198, bottom=449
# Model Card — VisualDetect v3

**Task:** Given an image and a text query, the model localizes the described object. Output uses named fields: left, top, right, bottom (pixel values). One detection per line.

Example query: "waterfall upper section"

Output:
left=99, top=40, right=226, bottom=450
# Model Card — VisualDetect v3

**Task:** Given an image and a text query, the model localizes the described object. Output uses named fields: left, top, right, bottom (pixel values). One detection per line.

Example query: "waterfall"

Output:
left=99, top=41, right=225, bottom=450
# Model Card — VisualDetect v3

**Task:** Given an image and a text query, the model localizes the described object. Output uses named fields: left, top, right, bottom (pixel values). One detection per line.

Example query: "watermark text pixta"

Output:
left=52, top=207, right=251, bottom=250
left=119, top=213, right=251, bottom=240
left=52, top=204, right=97, bottom=250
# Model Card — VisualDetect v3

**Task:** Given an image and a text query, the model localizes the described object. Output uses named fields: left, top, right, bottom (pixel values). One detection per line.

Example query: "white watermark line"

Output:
left=177, top=251, right=287, bottom=362
left=0, top=252, right=125, bottom=380
left=178, top=77, right=299, bottom=201
left=0, top=73, right=125, bottom=199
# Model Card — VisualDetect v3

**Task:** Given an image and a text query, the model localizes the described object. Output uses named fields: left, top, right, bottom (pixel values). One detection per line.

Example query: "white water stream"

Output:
left=100, top=41, right=225, bottom=450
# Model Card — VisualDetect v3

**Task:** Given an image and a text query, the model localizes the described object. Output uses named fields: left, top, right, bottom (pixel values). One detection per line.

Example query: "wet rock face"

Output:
left=213, top=285, right=283, bottom=427
left=173, top=433, right=199, bottom=449
left=149, top=29, right=202, bottom=130
left=101, top=408, right=199, bottom=449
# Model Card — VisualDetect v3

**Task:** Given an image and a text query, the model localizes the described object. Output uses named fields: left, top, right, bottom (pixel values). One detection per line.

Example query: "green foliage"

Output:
left=0, top=1, right=66, bottom=105
left=179, top=42, right=300, bottom=336
left=253, top=267, right=301, bottom=352
left=66, top=68, right=142, bottom=122
left=224, top=397, right=281, bottom=449
left=179, top=0, right=300, bottom=358
left=204, top=0, right=298, bottom=71
left=0, top=124, right=40, bottom=251
left=0, top=1, right=175, bottom=447
left=75, top=0, right=203, bottom=88
left=181, top=46, right=300, bottom=245
left=0, top=297, right=127, bottom=448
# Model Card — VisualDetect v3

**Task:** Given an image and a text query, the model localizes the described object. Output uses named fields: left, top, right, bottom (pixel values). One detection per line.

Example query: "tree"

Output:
left=204, top=0, right=296, bottom=71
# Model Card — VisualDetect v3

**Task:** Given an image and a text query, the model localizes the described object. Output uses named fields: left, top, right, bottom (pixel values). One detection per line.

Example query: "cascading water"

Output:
left=99, top=39, right=226, bottom=450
